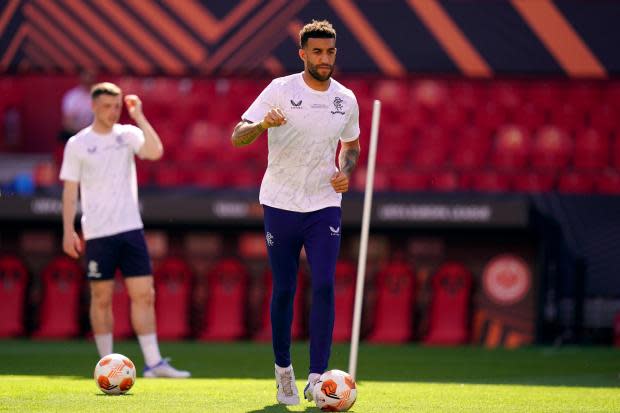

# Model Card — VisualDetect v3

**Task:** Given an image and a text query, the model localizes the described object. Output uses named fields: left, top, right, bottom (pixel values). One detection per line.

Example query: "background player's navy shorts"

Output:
left=84, top=229, right=152, bottom=281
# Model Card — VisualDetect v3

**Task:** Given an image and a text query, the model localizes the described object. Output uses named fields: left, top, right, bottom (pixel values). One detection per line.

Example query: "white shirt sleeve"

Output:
left=340, top=96, right=360, bottom=142
left=242, top=80, right=278, bottom=123
left=122, top=124, right=145, bottom=154
left=59, top=140, right=81, bottom=182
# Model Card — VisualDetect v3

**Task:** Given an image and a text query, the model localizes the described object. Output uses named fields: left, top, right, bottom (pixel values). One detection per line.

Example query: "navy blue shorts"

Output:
left=84, top=229, right=152, bottom=281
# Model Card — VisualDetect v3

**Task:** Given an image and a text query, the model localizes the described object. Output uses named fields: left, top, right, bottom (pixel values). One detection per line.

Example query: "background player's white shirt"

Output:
left=59, top=124, right=145, bottom=240
left=242, top=72, right=360, bottom=212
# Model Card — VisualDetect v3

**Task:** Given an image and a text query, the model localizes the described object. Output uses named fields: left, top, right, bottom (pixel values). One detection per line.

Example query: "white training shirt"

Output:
left=242, top=72, right=360, bottom=212
left=59, top=124, right=145, bottom=240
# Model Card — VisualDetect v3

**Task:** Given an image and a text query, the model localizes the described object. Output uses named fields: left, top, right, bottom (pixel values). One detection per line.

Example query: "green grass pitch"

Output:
left=0, top=340, right=618, bottom=412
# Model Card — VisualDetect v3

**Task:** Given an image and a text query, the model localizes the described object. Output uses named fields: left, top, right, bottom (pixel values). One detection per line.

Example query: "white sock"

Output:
left=275, top=363, right=292, bottom=374
left=94, top=333, right=113, bottom=358
left=138, top=333, right=162, bottom=367
left=308, top=373, right=320, bottom=383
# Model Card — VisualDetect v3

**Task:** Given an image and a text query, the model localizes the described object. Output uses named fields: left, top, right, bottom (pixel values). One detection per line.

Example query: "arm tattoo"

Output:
left=231, top=121, right=265, bottom=147
left=339, top=146, right=360, bottom=177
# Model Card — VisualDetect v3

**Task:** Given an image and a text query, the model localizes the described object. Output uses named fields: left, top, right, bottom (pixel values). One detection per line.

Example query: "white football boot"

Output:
left=143, top=358, right=191, bottom=378
left=304, top=373, right=321, bottom=402
left=275, top=364, right=300, bottom=405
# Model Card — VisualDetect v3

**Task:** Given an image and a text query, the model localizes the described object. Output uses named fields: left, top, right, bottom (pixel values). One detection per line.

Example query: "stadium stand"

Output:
left=154, top=257, right=194, bottom=340
left=0, top=255, right=29, bottom=337
left=366, top=260, right=416, bottom=343
left=331, top=260, right=356, bottom=342
left=199, top=258, right=249, bottom=341
left=424, top=262, right=472, bottom=346
left=33, top=256, right=82, bottom=339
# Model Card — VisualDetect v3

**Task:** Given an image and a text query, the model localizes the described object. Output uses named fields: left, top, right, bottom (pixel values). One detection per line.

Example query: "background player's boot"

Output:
left=275, top=364, right=299, bottom=405
left=304, top=372, right=321, bottom=402
left=143, top=358, right=191, bottom=378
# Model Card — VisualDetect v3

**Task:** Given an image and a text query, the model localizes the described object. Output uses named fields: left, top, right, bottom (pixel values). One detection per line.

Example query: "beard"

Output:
left=307, top=62, right=333, bottom=82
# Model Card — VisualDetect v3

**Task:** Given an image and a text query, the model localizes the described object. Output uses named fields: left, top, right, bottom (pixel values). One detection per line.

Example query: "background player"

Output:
left=60, top=82, right=190, bottom=378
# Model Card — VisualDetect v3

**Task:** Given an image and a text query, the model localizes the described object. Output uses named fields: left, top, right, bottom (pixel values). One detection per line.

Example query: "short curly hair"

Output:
left=299, top=19, right=336, bottom=48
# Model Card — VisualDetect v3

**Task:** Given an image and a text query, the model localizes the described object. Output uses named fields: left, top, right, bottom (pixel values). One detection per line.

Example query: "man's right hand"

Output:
left=63, top=231, right=82, bottom=259
left=262, top=107, right=287, bottom=128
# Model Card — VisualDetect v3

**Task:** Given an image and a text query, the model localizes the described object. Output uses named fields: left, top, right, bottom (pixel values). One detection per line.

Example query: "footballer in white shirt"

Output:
left=231, top=20, right=361, bottom=405
left=59, top=82, right=189, bottom=378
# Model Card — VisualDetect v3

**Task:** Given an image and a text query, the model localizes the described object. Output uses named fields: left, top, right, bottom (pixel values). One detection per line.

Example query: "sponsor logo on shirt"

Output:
left=311, top=103, right=328, bottom=109
left=87, top=146, right=97, bottom=154
left=329, top=226, right=340, bottom=236
left=266, top=232, right=275, bottom=246
left=331, top=97, right=345, bottom=115
left=290, top=99, right=303, bottom=109
left=87, top=260, right=102, bottom=278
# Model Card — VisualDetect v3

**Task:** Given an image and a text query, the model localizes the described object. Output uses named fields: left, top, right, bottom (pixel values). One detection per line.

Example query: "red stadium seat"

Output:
left=596, top=170, right=620, bottom=194
left=430, top=170, right=459, bottom=192
left=366, top=261, right=416, bottom=343
left=589, top=104, right=618, bottom=136
left=527, top=81, right=562, bottom=110
left=558, top=171, right=595, bottom=194
left=491, top=125, right=530, bottom=171
left=391, top=169, right=429, bottom=191
left=153, top=162, right=190, bottom=187
left=474, top=102, right=507, bottom=133
left=550, top=102, right=585, bottom=133
left=155, top=257, right=194, bottom=340
left=465, top=170, right=512, bottom=193
left=253, top=269, right=306, bottom=342
left=531, top=125, right=572, bottom=171
left=566, top=82, right=600, bottom=111
left=489, top=80, right=523, bottom=111
left=512, top=172, right=555, bottom=193
left=33, top=161, right=59, bottom=188
left=34, top=256, right=83, bottom=339
left=112, top=273, right=133, bottom=339
left=573, top=128, right=609, bottom=171
left=332, top=261, right=356, bottom=342
left=199, top=258, right=249, bottom=341
left=411, top=79, right=448, bottom=110
left=352, top=167, right=390, bottom=192
left=450, top=81, right=485, bottom=110
left=512, top=102, right=546, bottom=133
left=191, top=165, right=230, bottom=189
left=424, top=262, right=472, bottom=345
left=451, top=126, right=490, bottom=171
left=0, top=255, right=29, bottom=337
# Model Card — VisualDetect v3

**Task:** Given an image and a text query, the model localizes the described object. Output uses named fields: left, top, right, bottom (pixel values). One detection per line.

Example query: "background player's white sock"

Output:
left=138, top=333, right=162, bottom=367
left=94, top=333, right=113, bottom=357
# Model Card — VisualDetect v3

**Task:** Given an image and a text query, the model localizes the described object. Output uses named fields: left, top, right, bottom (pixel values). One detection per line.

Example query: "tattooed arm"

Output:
left=331, top=138, right=361, bottom=193
left=231, top=120, right=266, bottom=147
left=231, top=107, right=287, bottom=147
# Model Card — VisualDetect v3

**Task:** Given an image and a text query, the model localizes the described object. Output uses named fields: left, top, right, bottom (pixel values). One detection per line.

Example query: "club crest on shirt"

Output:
left=331, top=97, right=345, bottom=115
left=266, top=232, right=275, bottom=246
left=290, top=99, right=302, bottom=109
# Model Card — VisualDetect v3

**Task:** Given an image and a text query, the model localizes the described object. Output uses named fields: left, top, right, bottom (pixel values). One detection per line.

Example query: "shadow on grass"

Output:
left=246, top=403, right=316, bottom=413
left=0, top=340, right=618, bottom=388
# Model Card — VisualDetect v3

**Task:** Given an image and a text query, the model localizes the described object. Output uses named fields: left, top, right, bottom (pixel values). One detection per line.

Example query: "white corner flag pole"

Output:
left=348, top=99, right=381, bottom=381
